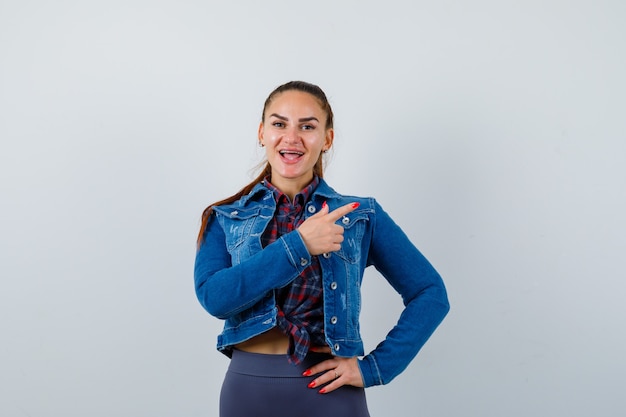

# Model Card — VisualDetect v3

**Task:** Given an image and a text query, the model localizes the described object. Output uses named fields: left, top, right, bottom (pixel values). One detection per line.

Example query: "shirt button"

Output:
left=330, top=316, right=338, bottom=324
left=330, top=282, right=337, bottom=290
left=322, top=252, right=331, bottom=259
left=334, top=344, right=340, bottom=352
left=307, top=205, right=316, bottom=213
left=300, top=258, right=308, bottom=266
left=342, top=216, right=350, bottom=225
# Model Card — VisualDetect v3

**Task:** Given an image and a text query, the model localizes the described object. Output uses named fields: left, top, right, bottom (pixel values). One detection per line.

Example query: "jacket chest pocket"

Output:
left=215, top=207, right=262, bottom=252
left=335, top=212, right=368, bottom=263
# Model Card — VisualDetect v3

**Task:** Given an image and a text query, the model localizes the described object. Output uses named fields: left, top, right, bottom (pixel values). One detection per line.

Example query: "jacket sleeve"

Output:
left=194, top=213, right=312, bottom=319
left=358, top=201, right=450, bottom=387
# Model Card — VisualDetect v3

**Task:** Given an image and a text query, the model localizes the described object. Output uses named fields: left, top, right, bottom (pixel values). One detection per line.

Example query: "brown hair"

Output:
left=196, top=81, right=334, bottom=246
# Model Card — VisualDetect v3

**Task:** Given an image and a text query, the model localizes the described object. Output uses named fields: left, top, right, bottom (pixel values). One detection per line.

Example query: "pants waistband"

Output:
left=228, top=349, right=333, bottom=377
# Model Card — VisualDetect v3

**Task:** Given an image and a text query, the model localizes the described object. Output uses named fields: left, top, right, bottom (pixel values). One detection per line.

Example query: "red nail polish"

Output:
left=319, top=388, right=326, bottom=394
left=308, top=381, right=316, bottom=388
left=351, top=202, right=360, bottom=209
left=322, top=201, right=328, bottom=209
left=302, top=369, right=312, bottom=376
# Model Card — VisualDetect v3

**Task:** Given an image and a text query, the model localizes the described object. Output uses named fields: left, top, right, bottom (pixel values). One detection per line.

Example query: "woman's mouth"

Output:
left=279, top=150, right=304, bottom=162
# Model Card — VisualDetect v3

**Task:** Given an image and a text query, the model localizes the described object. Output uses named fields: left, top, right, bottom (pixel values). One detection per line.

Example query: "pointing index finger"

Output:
left=326, top=202, right=360, bottom=222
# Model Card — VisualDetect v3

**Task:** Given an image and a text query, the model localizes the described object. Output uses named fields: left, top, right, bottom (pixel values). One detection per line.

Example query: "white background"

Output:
left=1, top=1, right=625, bottom=416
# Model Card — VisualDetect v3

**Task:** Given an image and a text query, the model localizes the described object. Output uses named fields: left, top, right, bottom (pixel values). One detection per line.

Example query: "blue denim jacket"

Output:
left=194, top=179, right=449, bottom=387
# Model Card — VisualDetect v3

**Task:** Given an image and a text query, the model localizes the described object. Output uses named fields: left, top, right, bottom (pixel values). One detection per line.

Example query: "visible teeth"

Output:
left=280, top=150, right=303, bottom=156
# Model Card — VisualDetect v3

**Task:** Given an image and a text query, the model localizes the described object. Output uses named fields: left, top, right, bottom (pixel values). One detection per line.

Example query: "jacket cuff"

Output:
left=279, top=230, right=312, bottom=273
left=358, top=354, right=384, bottom=388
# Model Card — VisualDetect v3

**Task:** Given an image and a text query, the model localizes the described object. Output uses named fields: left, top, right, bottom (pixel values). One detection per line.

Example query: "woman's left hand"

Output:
left=303, top=348, right=364, bottom=394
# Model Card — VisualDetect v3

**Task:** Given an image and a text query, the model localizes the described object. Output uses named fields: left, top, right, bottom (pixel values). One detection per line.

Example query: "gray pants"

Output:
left=220, top=349, right=370, bottom=417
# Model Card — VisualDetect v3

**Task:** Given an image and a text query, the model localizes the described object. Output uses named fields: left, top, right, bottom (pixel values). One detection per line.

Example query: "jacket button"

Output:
left=307, top=205, right=316, bottom=213
left=330, top=316, right=338, bottom=324
left=330, top=282, right=337, bottom=290
left=322, top=252, right=331, bottom=259
left=300, top=258, right=308, bottom=266
left=334, top=344, right=340, bottom=351
left=342, top=216, right=350, bottom=225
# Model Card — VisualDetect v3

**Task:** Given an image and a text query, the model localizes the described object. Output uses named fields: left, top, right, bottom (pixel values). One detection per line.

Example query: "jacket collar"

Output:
left=238, top=177, right=340, bottom=206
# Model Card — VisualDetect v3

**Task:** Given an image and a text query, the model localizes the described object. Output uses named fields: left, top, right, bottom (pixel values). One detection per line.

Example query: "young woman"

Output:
left=194, top=81, right=449, bottom=417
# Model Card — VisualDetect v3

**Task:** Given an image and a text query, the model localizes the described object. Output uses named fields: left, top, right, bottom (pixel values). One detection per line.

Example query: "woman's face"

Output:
left=258, top=90, right=333, bottom=193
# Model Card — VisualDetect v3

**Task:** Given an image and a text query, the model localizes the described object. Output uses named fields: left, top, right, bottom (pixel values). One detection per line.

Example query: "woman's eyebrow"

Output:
left=268, top=114, right=319, bottom=123
left=269, top=113, right=288, bottom=121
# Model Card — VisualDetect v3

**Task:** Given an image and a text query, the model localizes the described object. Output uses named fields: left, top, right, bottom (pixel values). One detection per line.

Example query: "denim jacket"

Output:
left=194, top=179, right=449, bottom=387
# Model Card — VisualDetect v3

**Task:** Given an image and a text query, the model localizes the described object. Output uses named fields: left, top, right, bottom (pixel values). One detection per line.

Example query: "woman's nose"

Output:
left=283, top=127, right=301, bottom=142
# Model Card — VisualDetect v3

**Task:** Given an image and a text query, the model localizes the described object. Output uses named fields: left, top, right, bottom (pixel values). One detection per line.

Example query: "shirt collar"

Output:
left=263, top=175, right=320, bottom=207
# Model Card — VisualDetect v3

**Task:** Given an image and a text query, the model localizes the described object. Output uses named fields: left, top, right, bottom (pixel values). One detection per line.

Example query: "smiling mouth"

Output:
left=279, top=150, right=304, bottom=161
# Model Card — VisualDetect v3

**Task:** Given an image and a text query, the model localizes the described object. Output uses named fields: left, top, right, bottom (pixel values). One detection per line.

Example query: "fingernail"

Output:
left=302, top=369, right=312, bottom=376
left=308, top=381, right=316, bottom=388
left=351, top=202, right=360, bottom=209
left=322, top=201, right=328, bottom=209
left=319, top=388, right=326, bottom=394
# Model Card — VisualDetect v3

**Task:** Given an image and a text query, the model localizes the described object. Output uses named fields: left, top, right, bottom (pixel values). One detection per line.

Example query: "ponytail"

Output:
left=196, top=163, right=271, bottom=248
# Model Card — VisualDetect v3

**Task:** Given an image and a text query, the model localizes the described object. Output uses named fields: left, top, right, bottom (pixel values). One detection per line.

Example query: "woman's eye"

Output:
left=301, top=124, right=315, bottom=130
left=272, top=122, right=284, bottom=128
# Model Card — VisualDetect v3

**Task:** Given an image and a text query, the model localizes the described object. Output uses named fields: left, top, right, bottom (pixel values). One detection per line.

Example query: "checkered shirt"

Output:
left=261, top=176, right=326, bottom=365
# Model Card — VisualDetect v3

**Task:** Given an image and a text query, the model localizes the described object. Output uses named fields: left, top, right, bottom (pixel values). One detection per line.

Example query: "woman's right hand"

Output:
left=298, top=202, right=359, bottom=256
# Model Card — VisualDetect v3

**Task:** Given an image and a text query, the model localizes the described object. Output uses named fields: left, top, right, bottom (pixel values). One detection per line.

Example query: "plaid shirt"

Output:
left=261, top=176, right=325, bottom=364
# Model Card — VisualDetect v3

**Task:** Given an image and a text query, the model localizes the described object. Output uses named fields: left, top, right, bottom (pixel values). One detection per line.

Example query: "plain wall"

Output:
left=1, top=1, right=624, bottom=416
